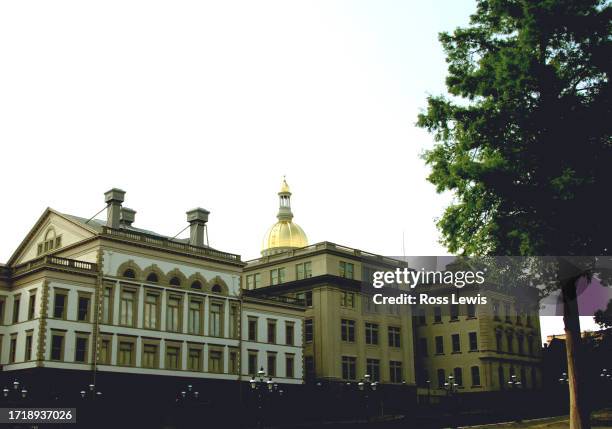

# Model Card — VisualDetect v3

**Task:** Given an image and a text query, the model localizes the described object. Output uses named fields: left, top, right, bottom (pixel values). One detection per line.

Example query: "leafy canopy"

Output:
left=417, top=0, right=611, bottom=256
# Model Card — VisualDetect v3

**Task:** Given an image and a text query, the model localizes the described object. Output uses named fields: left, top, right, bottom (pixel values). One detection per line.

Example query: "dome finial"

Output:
left=280, top=175, right=290, bottom=194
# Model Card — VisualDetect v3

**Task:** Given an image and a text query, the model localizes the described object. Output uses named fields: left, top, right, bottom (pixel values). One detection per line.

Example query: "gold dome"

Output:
left=262, top=177, right=308, bottom=255
left=262, top=221, right=308, bottom=253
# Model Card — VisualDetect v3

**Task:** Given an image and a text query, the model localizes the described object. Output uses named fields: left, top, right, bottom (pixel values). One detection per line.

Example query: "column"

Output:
left=136, top=287, right=144, bottom=329
left=112, top=281, right=120, bottom=326
left=160, top=289, right=167, bottom=331
left=203, top=296, right=210, bottom=336
left=182, top=293, right=189, bottom=334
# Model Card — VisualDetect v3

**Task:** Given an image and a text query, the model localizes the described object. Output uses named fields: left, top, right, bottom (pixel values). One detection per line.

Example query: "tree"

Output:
left=417, top=1, right=611, bottom=428
left=594, top=299, right=612, bottom=329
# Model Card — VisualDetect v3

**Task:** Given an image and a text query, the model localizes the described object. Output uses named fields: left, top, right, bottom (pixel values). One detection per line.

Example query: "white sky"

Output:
left=0, top=0, right=599, bottom=339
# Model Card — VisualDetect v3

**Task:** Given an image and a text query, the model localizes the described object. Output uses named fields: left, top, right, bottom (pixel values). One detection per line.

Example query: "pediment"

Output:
left=9, top=208, right=98, bottom=266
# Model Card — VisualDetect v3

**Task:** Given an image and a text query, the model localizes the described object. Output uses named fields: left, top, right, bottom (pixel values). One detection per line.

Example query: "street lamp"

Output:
left=80, top=383, right=103, bottom=400
left=2, top=380, right=28, bottom=402
left=559, top=372, right=569, bottom=385
left=508, top=374, right=522, bottom=390
left=249, top=367, right=282, bottom=428
left=358, top=374, right=378, bottom=421
left=443, top=375, right=458, bottom=396
left=600, top=369, right=611, bottom=381
left=176, top=384, right=200, bottom=404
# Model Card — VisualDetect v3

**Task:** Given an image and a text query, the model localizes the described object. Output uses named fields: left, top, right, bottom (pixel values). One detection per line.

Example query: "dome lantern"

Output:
left=262, top=177, right=308, bottom=256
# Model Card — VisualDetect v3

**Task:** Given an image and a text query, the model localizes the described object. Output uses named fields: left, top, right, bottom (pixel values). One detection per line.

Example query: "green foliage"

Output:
left=595, top=299, right=612, bottom=328
left=417, top=0, right=611, bottom=256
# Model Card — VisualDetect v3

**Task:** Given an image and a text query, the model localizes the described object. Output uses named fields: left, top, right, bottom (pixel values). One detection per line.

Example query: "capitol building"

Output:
left=0, top=179, right=542, bottom=420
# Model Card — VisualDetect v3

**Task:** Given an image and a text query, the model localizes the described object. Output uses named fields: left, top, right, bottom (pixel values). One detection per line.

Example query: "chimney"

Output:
left=186, top=208, right=209, bottom=247
left=120, top=207, right=136, bottom=227
left=104, top=188, right=126, bottom=229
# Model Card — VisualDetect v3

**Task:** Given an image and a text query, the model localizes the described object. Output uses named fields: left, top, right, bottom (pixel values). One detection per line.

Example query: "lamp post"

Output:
left=443, top=375, right=458, bottom=396
left=175, top=384, right=200, bottom=405
left=358, top=374, right=378, bottom=421
left=2, top=380, right=29, bottom=402
left=80, top=383, right=103, bottom=401
left=600, top=368, right=611, bottom=382
left=507, top=374, right=522, bottom=390
left=250, top=367, right=281, bottom=429
left=559, top=371, right=569, bottom=385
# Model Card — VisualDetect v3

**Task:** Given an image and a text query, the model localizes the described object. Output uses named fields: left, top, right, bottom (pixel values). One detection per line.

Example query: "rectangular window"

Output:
left=77, top=296, right=90, bottom=322
left=230, top=304, right=239, bottom=339
left=504, top=303, right=511, bottom=322
left=25, top=334, right=33, bottom=361
left=166, top=296, right=181, bottom=332
left=210, top=303, right=222, bottom=337
left=53, top=293, right=67, bottom=319
left=296, top=262, right=312, bottom=280
left=270, top=268, right=286, bottom=285
left=305, top=319, right=313, bottom=343
left=366, top=358, right=380, bottom=382
left=454, top=367, right=463, bottom=387
left=341, top=291, right=355, bottom=308
left=188, top=348, right=202, bottom=372
left=142, top=293, right=158, bottom=329
left=418, top=308, right=426, bottom=326
left=471, top=366, right=481, bottom=386
left=437, top=369, right=446, bottom=388
left=493, top=301, right=500, bottom=320
left=467, top=303, right=476, bottom=318
left=188, top=300, right=202, bottom=334
left=165, top=345, right=180, bottom=370
left=229, top=349, right=239, bottom=374
left=99, top=339, right=111, bottom=365
left=469, top=332, right=478, bottom=351
left=51, top=334, right=64, bottom=361
left=119, top=290, right=135, bottom=326
left=209, top=349, right=222, bottom=373
left=297, top=291, right=313, bottom=307
left=142, top=344, right=158, bottom=368
left=507, top=335, right=514, bottom=353
left=450, top=304, right=459, bottom=321
left=9, top=337, right=17, bottom=363
left=365, top=322, right=379, bottom=345
left=246, top=275, right=254, bottom=290
left=254, top=273, right=261, bottom=288
left=0, top=298, right=5, bottom=325
left=419, top=338, right=428, bottom=356
left=75, top=336, right=88, bottom=363
left=452, top=334, right=461, bottom=353
left=341, top=319, right=355, bottom=342
left=305, top=356, right=315, bottom=379
left=285, top=322, right=294, bottom=345
left=13, top=296, right=21, bottom=323
left=248, top=351, right=258, bottom=375
left=102, top=287, right=113, bottom=324
left=518, top=336, right=524, bottom=355
left=339, top=261, right=354, bottom=279
left=433, top=306, right=442, bottom=323
left=496, top=332, right=503, bottom=352
left=286, top=354, right=295, bottom=378
left=267, top=353, right=277, bottom=377
left=388, top=326, right=401, bottom=347
left=342, top=356, right=356, bottom=380
left=390, top=361, right=402, bottom=383
left=435, top=336, right=444, bottom=354
left=267, top=320, right=277, bottom=344
left=118, top=341, right=134, bottom=366
left=28, top=292, right=36, bottom=320
left=248, top=317, right=258, bottom=341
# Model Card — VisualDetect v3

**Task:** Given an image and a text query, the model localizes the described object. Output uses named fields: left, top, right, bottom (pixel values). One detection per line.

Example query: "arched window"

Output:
left=211, top=284, right=222, bottom=293
left=123, top=268, right=136, bottom=279
left=146, top=273, right=159, bottom=283
left=191, top=281, right=202, bottom=290
left=169, top=277, right=181, bottom=287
